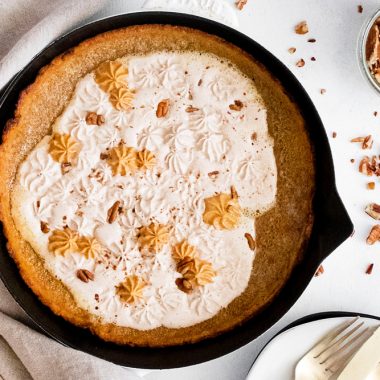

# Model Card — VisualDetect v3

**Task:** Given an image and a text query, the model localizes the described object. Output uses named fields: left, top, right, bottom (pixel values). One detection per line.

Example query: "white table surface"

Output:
left=65, top=0, right=380, bottom=378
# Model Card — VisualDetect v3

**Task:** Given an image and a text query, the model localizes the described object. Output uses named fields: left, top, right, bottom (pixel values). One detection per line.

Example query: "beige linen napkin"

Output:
left=0, top=1, right=144, bottom=379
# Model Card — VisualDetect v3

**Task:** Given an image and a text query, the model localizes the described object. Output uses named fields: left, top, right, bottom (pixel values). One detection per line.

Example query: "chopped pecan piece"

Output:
left=76, top=269, right=94, bottom=283
left=315, top=265, right=324, bottom=277
left=295, top=21, right=309, bottom=35
left=156, top=99, right=170, bottom=118
left=351, top=135, right=373, bottom=149
left=208, top=171, right=219, bottom=179
left=366, top=203, right=380, bottom=219
left=244, top=233, right=256, bottom=251
left=296, top=59, right=305, bottom=67
left=366, top=263, right=374, bottom=275
left=366, top=225, right=380, bottom=244
left=229, top=100, right=244, bottom=111
left=230, top=185, right=238, bottom=199
left=61, top=162, right=72, bottom=174
left=235, top=0, right=247, bottom=10
left=288, top=47, right=296, bottom=54
left=107, top=201, right=121, bottom=223
left=185, top=106, right=199, bottom=113
left=40, top=221, right=50, bottom=234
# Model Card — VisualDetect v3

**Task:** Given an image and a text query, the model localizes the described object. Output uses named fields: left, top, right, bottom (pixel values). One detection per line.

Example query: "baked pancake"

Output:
left=0, top=25, right=314, bottom=346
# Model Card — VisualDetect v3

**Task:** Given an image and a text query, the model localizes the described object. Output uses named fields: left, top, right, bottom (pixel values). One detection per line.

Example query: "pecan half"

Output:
left=156, top=99, right=170, bottom=118
left=175, top=278, right=193, bottom=293
left=366, top=225, right=380, bottom=244
left=107, top=201, right=121, bottom=223
left=76, top=269, right=94, bottom=283
left=366, top=203, right=380, bottom=219
left=244, top=233, right=256, bottom=251
left=40, top=221, right=50, bottom=234
left=86, top=112, right=105, bottom=126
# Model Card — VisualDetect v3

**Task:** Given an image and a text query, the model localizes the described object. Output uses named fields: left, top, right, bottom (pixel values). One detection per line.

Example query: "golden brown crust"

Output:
left=0, top=25, right=314, bottom=346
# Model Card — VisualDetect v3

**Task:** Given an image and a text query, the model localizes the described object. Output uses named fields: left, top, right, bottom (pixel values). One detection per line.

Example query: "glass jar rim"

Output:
left=359, top=8, right=380, bottom=94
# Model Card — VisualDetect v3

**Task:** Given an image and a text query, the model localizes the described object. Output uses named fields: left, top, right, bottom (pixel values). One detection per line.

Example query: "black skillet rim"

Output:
left=0, top=12, right=353, bottom=369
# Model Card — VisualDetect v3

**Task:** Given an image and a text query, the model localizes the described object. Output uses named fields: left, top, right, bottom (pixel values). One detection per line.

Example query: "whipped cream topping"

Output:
left=15, top=52, right=277, bottom=329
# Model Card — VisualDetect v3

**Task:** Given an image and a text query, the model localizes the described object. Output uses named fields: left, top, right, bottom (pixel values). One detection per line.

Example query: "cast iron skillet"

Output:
left=0, top=12, right=353, bottom=369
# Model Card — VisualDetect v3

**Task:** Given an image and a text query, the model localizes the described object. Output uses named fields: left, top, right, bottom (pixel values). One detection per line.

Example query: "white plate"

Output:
left=247, top=316, right=380, bottom=380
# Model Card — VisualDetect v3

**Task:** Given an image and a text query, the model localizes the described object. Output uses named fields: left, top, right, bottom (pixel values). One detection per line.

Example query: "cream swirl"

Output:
left=20, top=148, right=61, bottom=196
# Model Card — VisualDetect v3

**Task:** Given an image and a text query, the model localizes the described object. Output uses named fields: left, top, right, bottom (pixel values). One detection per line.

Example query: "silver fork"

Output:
left=294, top=317, right=374, bottom=380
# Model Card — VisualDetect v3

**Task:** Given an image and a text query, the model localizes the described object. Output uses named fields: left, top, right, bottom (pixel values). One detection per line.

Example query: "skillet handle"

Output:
left=319, top=188, right=353, bottom=259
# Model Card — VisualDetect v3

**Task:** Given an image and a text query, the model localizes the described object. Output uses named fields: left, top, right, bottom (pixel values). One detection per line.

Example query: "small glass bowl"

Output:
left=358, top=8, right=380, bottom=94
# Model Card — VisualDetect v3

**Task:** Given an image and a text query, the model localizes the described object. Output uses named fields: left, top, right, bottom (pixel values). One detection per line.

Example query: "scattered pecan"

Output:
left=288, top=47, right=296, bottom=54
left=230, top=185, right=238, bottom=199
left=296, top=59, right=305, bottom=67
left=76, top=269, right=94, bottom=283
left=311, top=57, right=316, bottom=61
left=320, top=88, right=326, bottom=94
left=235, top=0, right=247, bottom=10
left=332, top=132, right=337, bottom=138
left=244, top=233, right=256, bottom=251
left=229, top=100, right=244, bottom=111
left=100, top=152, right=109, bottom=160
left=197, top=79, right=203, bottom=86
left=359, top=156, right=380, bottom=176
left=251, top=132, right=257, bottom=141
left=295, top=21, right=309, bottom=35
left=156, top=99, right=170, bottom=118
left=308, top=38, right=316, bottom=43
left=40, top=221, right=50, bottom=234
left=315, top=265, right=324, bottom=277
left=368, top=182, right=376, bottom=190
left=188, top=91, right=193, bottom=100
left=375, top=111, right=378, bottom=117
left=366, top=203, right=380, bottom=219
left=358, top=5, right=363, bottom=13
left=185, top=106, right=199, bottom=113
left=107, top=201, right=121, bottom=223
left=175, top=278, right=193, bottom=293
left=208, top=171, right=219, bottom=179
left=366, top=263, right=374, bottom=275
left=351, top=135, right=373, bottom=149
left=366, top=225, right=380, bottom=244
left=61, top=162, right=72, bottom=174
